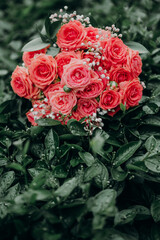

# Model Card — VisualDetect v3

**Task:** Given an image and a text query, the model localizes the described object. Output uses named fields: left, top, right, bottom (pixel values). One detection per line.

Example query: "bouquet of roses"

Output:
left=11, top=6, right=144, bottom=131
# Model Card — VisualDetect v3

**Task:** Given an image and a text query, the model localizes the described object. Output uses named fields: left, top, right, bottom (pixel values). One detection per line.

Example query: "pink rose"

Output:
left=56, top=20, right=86, bottom=50
left=48, top=86, right=77, bottom=115
left=95, top=70, right=109, bottom=90
left=127, top=49, right=142, bottom=78
left=99, top=89, right=121, bottom=110
left=120, top=79, right=143, bottom=108
left=82, top=52, right=99, bottom=66
left=84, top=26, right=99, bottom=46
left=43, top=82, right=62, bottom=99
left=103, top=37, right=127, bottom=66
left=55, top=51, right=79, bottom=78
left=11, top=66, right=40, bottom=99
left=109, top=65, right=132, bottom=83
left=61, top=59, right=91, bottom=90
left=22, top=48, right=47, bottom=67
left=76, top=98, right=99, bottom=117
left=71, top=109, right=83, bottom=121
left=28, top=54, right=57, bottom=89
left=76, top=73, right=103, bottom=99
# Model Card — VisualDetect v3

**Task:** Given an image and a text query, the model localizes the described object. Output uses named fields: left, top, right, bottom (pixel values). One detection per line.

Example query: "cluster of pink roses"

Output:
left=11, top=18, right=143, bottom=126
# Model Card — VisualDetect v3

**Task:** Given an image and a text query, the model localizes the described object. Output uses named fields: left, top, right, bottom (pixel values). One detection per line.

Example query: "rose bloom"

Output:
left=127, top=49, right=142, bottom=78
left=43, top=82, right=62, bottom=99
left=76, top=78, right=103, bottom=99
left=108, top=105, right=120, bottom=117
left=95, top=70, right=110, bottom=90
left=82, top=52, right=99, bottom=66
left=26, top=100, right=51, bottom=126
left=11, top=66, right=40, bottom=99
left=120, top=79, right=143, bottom=108
left=71, top=108, right=83, bottom=121
left=56, top=20, right=86, bottom=50
left=48, top=87, right=77, bottom=115
left=28, top=54, right=57, bottom=89
left=84, top=26, right=99, bottom=46
left=103, top=37, right=127, bottom=66
left=61, top=59, right=91, bottom=90
left=76, top=98, right=99, bottom=117
left=99, top=89, right=121, bottom=110
left=55, top=51, right=80, bottom=78
left=22, top=48, right=47, bottom=67
left=109, top=65, right=132, bottom=84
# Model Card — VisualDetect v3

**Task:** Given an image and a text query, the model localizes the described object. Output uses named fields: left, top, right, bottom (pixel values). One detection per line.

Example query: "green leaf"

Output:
left=106, top=137, right=122, bottom=147
left=0, top=202, right=8, bottom=219
left=53, top=165, right=68, bottom=178
left=0, top=69, right=8, bottom=76
left=30, top=126, right=45, bottom=138
left=5, top=183, right=20, bottom=201
left=143, top=103, right=159, bottom=115
left=30, top=143, right=44, bottom=158
left=54, top=177, right=78, bottom=199
left=114, top=141, right=142, bottom=167
left=92, top=214, right=106, bottom=230
left=143, top=116, right=160, bottom=127
left=0, top=157, right=8, bottom=167
left=84, top=162, right=103, bottom=182
left=114, top=209, right=137, bottom=226
left=151, top=198, right=160, bottom=222
left=7, top=163, right=25, bottom=173
left=0, top=171, right=15, bottom=196
left=57, top=144, right=71, bottom=158
left=94, top=163, right=109, bottom=189
left=36, top=118, right=61, bottom=126
left=45, top=17, right=61, bottom=39
left=30, top=172, right=46, bottom=189
left=125, top=41, right=149, bottom=53
left=111, top=166, right=128, bottom=182
left=70, top=156, right=83, bottom=167
left=145, top=136, right=157, bottom=152
left=67, top=119, right=88, bottom=136
left=78, top=152, right=95, bottom=167
left=120, top=103, right=126, bottom=113
left=88, top=189, right=117, bottom=216
left=90, top=128, right=109, bottom=154
left=63, top=85, right=72, bottom=93
left=45, top=129, right=59, bottom=160
left=126, top=161, right=148, bottom=172
left=28, top=168, right=44, bottom=178
left=129, top=205, right=150, bottom=220
left=22, top=37, right=50, bottom=52
left=152, top=86, right=160, bottom=98
left=89, top=15, right=99, bottom=27
left=46, top=47, right=60, bottom=57
left=145, top=156, right=160, bottom=173
left=0, top=114, right=8, bottom=124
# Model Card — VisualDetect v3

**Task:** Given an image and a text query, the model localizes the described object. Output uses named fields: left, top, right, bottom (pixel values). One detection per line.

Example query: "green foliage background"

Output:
left=0, top=0, right=160, bottom=239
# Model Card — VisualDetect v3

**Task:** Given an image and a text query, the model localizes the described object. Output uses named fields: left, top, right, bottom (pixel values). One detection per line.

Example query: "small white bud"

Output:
left=101, top=74, right=105, bottom=78
left=98, top=67, right=102, bottom=71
